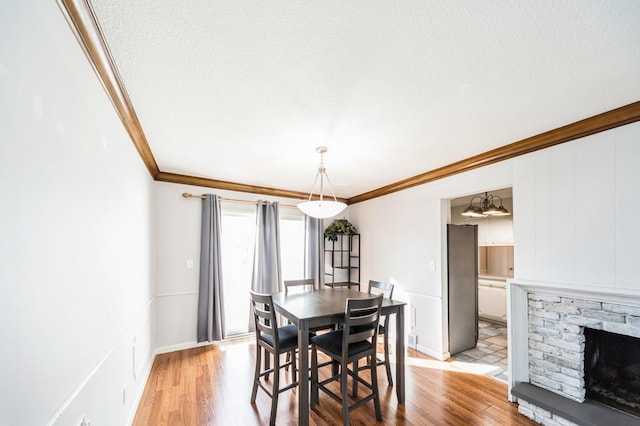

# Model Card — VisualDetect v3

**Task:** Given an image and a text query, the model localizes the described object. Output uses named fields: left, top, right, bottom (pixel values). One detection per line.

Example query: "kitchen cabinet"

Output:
left=471, top=216, right=513, bottom=246
left=478, top=278, right=507, bottom=323
left=487, top=216, right=513, bottom=245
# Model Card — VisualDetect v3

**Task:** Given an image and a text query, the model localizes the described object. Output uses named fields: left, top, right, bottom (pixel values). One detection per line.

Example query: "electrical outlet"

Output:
left=80, top=416, right=91, bottom=426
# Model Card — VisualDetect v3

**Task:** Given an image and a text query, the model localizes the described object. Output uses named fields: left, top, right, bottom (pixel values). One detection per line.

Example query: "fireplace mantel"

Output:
left=509, top=280, right=640, bottom=397
left=508, top=279, right=640, bottom=424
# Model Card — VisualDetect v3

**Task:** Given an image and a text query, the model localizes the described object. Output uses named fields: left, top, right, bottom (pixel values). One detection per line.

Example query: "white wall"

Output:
left=152, top=128, right=638, bottom=369
left=155, top=121, right=640, bottom=361
left=3, top=3, right=637, bottom=424
left=348, top=161, right=515, bottom=359
left=0, top=2, right=155, bottom=425
left=514, top=122, right=640, bottom=288
left=154, top=183, right=202, bottom=353
left=348, top=122, right=640, bottom=360
left=153, top=182, right=333, bottom=352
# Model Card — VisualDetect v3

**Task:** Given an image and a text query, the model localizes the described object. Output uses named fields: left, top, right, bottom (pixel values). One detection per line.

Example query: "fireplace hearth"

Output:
left=585, top=328, right=640, bottom=417
left=508, top=281, right=640, bottom=425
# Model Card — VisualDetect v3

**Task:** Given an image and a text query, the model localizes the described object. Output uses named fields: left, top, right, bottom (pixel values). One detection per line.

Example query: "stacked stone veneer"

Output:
left=517, top=399, right=580, bottom=426
left=521, top=292, right=640, bottom=425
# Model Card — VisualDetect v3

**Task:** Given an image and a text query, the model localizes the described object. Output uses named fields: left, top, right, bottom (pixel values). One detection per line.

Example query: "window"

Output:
left=220, top=204, right=305, bottom=336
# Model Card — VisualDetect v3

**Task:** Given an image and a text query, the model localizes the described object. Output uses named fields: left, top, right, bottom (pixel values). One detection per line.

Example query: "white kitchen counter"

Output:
left=479, top=274, right=511, bottom=282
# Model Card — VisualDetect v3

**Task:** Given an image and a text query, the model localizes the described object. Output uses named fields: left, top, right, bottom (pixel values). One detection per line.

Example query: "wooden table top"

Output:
left=272, top=288, right=405, bottom=324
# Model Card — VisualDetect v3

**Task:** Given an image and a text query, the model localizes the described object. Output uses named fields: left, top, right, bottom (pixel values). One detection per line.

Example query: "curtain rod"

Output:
left=181, top=192, right=299, bottom=209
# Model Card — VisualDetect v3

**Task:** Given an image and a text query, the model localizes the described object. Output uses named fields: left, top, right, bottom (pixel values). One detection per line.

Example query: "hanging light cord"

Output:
left=305, top=147, right=339, bottom=204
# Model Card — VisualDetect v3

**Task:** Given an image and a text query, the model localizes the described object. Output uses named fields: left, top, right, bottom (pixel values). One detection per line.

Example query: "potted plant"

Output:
left=324, top=218, right=358, bottom=241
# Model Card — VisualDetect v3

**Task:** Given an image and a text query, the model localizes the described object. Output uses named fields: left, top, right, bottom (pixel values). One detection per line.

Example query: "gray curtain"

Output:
left=305, top=216, right=325, bottom=290
left=197, top=194, right=226, bottom=342
left=251, top=201, right=282, bottom=294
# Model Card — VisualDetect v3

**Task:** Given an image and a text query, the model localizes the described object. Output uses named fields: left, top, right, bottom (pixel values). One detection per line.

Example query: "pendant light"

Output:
left=297, top=146, right=347, bottom=219
left=461, top=192, right=510, bottom=218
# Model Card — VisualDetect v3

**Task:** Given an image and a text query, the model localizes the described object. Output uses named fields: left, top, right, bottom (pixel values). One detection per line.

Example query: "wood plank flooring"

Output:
left=133, top=337, right=536, bottom=425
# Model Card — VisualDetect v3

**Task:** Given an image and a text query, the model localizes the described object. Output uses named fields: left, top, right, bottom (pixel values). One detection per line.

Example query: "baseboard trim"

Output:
left=126, top=353, right=155, bottom=425
left=155, top=340, right=213, bottom=355
left=415, top=343, right=448, bottom=361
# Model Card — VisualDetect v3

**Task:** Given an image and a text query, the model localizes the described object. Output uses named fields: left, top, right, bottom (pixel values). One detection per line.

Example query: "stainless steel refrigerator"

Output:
left=447, top=224, right=478, bottom=355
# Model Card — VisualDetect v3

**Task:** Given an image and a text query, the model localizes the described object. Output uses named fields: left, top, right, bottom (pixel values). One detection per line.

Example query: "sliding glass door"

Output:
left=220, top=205, right=305, bottom=336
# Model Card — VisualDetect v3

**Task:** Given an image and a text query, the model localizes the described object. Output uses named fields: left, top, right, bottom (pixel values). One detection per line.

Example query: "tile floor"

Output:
left=450, top=319, right=509, bottom=381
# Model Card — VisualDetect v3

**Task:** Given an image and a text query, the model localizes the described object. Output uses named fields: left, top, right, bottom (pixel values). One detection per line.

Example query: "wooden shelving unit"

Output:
left=324, top=233, right=360, bottom=290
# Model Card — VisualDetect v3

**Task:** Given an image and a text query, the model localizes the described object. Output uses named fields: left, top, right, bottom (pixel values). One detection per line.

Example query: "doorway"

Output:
left=449, top=187, right=513, bottom=381
left=219, top=206, right=306, bottom=336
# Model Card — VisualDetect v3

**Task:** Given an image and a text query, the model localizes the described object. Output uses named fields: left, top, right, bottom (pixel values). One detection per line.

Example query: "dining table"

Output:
left=271, top=287, right=406, bottom=426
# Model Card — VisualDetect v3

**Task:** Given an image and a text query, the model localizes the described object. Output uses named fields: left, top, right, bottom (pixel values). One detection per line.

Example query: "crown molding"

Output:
left=56, top=2, right=639, bottom=205
left=57, top=0, right=160, bottom=177
left=156, top=172, right=348, bottom=204
left=347, top=101, right=640, bottom=205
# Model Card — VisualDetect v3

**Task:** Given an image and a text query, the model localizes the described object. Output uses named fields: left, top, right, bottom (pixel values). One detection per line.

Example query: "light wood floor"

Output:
left=133, top=336, right=536, bottom=425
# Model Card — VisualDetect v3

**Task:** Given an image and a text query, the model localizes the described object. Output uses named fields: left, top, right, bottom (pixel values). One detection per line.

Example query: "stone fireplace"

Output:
left=508, top=280, right=640, bottom=425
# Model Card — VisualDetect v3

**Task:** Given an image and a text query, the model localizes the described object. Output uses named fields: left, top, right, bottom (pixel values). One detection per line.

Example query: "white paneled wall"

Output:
left=616, top=124, right=640, bottom=288
left=513, top=153, right=536, bottom=279
left=576, top=132, right=616, bottom=285
left=514, top=122, right=640, bottom=289
left=533, top=149, right=552, bottom=277
left=548, top=142, right=576, bottom=281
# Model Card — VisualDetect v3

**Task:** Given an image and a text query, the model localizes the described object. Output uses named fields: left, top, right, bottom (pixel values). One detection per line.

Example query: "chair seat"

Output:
left=260, top=323, right=299, bottom=350
left=311, top=329, right=373, bottom=358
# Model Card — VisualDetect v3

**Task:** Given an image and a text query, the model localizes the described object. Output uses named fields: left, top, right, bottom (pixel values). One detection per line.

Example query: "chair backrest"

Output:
left=284, top=278, right=315, bottom=294
left=368, top=280, right=394, bottom=300
left=250, top=290, right=280, bottom=349
left=342, top=294, right=383, bottom=352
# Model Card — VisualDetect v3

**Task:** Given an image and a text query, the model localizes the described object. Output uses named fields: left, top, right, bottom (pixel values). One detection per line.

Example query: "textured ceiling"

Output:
left=89, top=1, right=640, bottom=199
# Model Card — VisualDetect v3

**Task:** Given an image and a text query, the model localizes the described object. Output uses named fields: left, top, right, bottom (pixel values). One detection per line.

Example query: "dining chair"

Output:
left=284, top=278, right=316, bottom=294
left=366, top=279, right=395, bottom=386
left=284, top=278, right=334, bottom=334
left=310, top=294, right=384, bottom=425
left=249, top=290, right=299, bottom=425
left=283, top=278, right=335, bottom=368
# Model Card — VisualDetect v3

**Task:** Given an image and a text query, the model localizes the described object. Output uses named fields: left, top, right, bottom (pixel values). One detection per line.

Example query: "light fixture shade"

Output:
left=495, top=205, right=511, bottom=216
left=298, top=146, right=347, bottom=219
left=297, top=200, right=346, bottom=219
left=461, top=205, right=477, bottom=217
left=483, top=203, right=500, bottom=215
left=461, top=204, right=485, bottom=218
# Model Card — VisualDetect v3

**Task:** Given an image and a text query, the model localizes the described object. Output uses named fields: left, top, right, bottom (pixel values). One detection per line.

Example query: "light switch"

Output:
left=187, top=259, right=194, bottom=269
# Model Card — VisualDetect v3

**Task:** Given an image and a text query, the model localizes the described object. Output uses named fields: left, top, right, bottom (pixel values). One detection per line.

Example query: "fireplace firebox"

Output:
left=584, top=328, right=640, bottom=417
